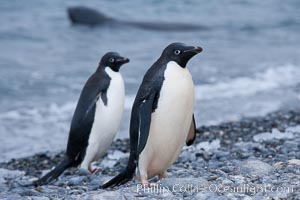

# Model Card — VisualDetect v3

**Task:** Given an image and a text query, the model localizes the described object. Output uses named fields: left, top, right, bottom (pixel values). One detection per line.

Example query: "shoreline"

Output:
left=1, top=109, right=300, bottom=199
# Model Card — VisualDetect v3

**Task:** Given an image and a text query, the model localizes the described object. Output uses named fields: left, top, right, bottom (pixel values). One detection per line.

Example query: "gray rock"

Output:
left=229, top=175, right=246, bottom=184
left=0, top=168, right=24, bottom=190
left=159, top=191, right=176, bottom=199
left=89, top=176, right=111, bottom=190
left=67, top=176, right=87, bottom=186
left=11, top=188, right=40, bottom=196
left=252, top=195, right=270, bottom=200
left=253, top=128, right=294, bottom=142
left=39, top=185, right=68, bottom=198
left=179, top=151, right=196, bottom=162
left=195, top=150, right=211, bottom=161
left=31, top=197, right=50, bottom=200
left=222, top=179, right=233, bottom=185
left=100, top=176, right=115, bottom=187
left=208, top=161, right=223, bottom=169
left=194, top=191, right=226, bottom=200
left=159, top=177, right=208, bottom=191
left=287, top=159, right=300, bottom=165
left=265, top=190, right=290, bottom=199
left=99, top=158, right=117, bottom=168
left=81, top=191, right=125, bottom=200
left=236, top=159, right=275, bottom=177
left=107, top=150, right=128, bottom=160
left=196, top=139, right=220, bottom=152
left=213, top=151, right=230, bottom=161
left=226, top=193, right=252, bottom=200
left=0, top=193, right=23, bottom=200
left=76, top=168, right=91, bottom=176
left=286, top=125, right=300, bottom=134
left=214, top=169, right=228, bottom=178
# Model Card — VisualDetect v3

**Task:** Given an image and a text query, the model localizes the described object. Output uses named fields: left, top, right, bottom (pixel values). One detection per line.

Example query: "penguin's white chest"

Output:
left=81, top=68, right=124, bottom=168
left=139, top=61, right=194, bottom=178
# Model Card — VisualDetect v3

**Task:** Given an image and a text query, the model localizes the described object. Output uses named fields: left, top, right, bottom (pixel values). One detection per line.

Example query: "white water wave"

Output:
left=0, top=64, right=299, bottom=121
left=124, top=64, right=300, bottom=109
left=195, top=64, right=300, bottom=100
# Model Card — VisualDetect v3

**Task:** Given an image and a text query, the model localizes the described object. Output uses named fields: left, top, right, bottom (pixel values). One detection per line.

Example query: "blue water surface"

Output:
left=0, top=0, right=299, bottom=161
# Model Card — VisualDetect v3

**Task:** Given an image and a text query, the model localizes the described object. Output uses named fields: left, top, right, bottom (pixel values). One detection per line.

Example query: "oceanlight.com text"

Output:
left=136, top=183, right=296, bottom=196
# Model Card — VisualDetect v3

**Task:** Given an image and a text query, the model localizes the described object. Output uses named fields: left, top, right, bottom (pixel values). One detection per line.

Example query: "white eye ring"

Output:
left=174, top=50, right=181, bottom=55
left=109, top=58, right=115, bottom=63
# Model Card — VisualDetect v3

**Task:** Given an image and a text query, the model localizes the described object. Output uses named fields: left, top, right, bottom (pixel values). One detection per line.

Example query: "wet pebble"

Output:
left=236, top=159, right=275, bottom=177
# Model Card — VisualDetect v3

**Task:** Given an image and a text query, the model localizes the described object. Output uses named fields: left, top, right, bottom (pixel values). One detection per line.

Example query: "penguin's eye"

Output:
left=174, top=50, right=181, bottom=55
left=109, top=58, right=115, bottom=63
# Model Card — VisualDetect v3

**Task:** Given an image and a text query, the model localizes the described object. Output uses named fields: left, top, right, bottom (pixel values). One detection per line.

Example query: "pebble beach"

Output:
left=0, top=109, right=299, bottom=199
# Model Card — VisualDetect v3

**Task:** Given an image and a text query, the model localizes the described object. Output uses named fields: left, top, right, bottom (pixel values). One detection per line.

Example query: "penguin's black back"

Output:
left=34, top=69, right=111, bottom=186
left=66, top=69, right=111, bottom=162
left=102, top=59, right=168, bottom=189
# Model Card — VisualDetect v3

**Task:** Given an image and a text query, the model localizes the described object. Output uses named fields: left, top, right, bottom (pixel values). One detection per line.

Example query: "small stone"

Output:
left=195, top=191, right=226, bottom=200
left=214, top=151, right=230, bottom=161
left=229, top=175, right=246, bottom=184
left=235, top=159, right=275, bottom=177
left=38, top=185, right=68, bottom=198
left=89, top=176, right=110, bottom=189
left=14, top=188, right=40, bottom=196
left=0, top=168, right=24, bottom=182
left=67, top=176, right=87, bottom=186
left=196, top=139, right=220, bottom=152
left=81, top=191, right=125, bottom=200
left=100, top=158, right=117, bottom=168
left=0, top=193, right=23, bottom=200
left=253, top=129, right=294, bottom=142
left=76, top=168, right=91, bottom=176
left=207, top=175, right=218, bottom=181
left=219, top=166, right=234, bottom=173
left=195, top=151, right=211, bottom=161
left=222, top=179, right=233, bottom=185
left=287, top=159, right=300, bottom=165
left=108, top=150, right=128, bottom=160
left=208, top=161, right=222, bottom=169
left=159, top=177, right=208, bottom=191
left=31, top=197, right=50, bottom=200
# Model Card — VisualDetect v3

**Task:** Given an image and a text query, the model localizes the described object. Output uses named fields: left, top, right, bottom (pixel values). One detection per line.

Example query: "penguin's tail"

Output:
left=33, top=158, right=72, bottom=186
left=101, top=169, right=135, bottom=189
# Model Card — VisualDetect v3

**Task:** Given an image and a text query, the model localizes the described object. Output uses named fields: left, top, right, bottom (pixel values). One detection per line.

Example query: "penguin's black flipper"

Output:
left=101, top=92, right=156, bottom=189
left=186, top=114, right=196, bottom=146
left=33, top=158, right=72, bottom=186
left=137, top=93, right=156, bottom=154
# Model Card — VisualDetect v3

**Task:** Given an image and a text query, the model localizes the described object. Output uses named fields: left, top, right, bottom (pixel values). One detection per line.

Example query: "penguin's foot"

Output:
left=91, top=167, right=100, bottom=174
left=141, top=176, right=158, bottom=187
left=142, top=182, right=158, bottom=187
left=86, top=163, right=100, bottom=174
left=149, top=182, right=158, bottom=187
left=141, top=175, right=149, bottom=187
left=158, top=171, right=167, bottom=179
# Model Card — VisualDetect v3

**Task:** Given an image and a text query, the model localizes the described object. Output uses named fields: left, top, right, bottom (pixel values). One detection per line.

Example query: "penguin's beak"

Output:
left=184, top=46, right=203, bottom=54
left=116, top=57, right=130, bottom=64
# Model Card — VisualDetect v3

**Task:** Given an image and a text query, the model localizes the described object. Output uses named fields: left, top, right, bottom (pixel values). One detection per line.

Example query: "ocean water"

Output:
left=0, top=0, right=300, bottom=161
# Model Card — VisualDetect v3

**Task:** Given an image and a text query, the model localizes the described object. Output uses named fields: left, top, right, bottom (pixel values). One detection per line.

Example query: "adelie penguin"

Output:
left=34, top=52, right=129, bottom=186
left=102, top=42, right=202, bottom=188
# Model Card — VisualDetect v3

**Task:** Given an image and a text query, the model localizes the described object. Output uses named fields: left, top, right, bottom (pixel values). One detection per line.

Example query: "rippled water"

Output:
left=0, top=0, right=300, bottom=161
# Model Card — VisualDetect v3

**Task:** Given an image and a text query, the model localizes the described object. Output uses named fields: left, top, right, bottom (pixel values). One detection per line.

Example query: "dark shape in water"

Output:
left=67, top=6, right=209, bottom=32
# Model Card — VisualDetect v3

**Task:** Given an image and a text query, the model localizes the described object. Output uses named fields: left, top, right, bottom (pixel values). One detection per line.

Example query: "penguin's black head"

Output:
left=161, top=42, right=202, bottom=68
left=100, top=52, right=130, bottom=72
